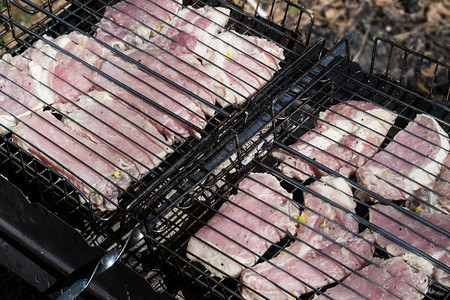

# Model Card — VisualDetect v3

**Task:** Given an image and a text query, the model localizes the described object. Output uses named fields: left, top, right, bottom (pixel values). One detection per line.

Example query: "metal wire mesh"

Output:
left=0, top=0, right=313, bottom=239
left=140, top=37, right=449, bottom=299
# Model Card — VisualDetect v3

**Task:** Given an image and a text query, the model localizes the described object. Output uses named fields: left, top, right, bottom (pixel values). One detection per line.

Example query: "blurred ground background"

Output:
left=302, top=0, right=448, bottom=65
left=0, top=0, right=448, bottom=298
left=298, top=0, right=449, bottom=102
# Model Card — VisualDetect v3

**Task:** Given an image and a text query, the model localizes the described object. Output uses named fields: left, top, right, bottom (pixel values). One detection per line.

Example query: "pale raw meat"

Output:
left=25, top=32, right=110, bottom=104
left=62, top=91, right=172, bottom=176
left=407, top=154, right=450, bottom=214
left=12, top=111, right=134, bottom=211
left=27, top=35, right=94, bottom=103
left=151, top=6, right=230, bottom=59
left=0, top=57, right=54, bottom=134
left=357, top=114, right=449, bottom=201
left=240, top=176, right=362, bottom=300
left=65, top=31, right=112, bottom=60
left=241, top=231, right=375, bottom=300
left=95, top=0, right=182, bottom=50
left=93, top=56, right=206, bottom=141
left=296, top=176, right=358, bottom=251
left=314, top=256, right=431, bottom=300
left=186, top=172, right=299, bottom=278
left=3, top=52, right=32, bottom=71
left=202, top=30, right=285, bottom=107
left=51, top=33, right=111, bottom=69
left=370, top=204, right=450, bottom=287
left=273, top=101, right=397, bottom=181
left=125, top=45, right=218, bottom=116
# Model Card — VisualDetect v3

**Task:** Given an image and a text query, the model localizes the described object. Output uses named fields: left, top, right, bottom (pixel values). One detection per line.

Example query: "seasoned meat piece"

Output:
left=407, top=154, right=450, bottom=214
left=241, top=231, right=375, bottom=300
left=0, top=57, right=54, bottom=134
left=296, top=176, right=358, bottom=250
left=27, top=35, right=96, bottom=103
left=62, top=91, right=172, bottom=176
left=202, top=31, right=285, bottom=107
left=12, top=111, right=134, bottom=210
left=65, top=31, right=112, bottom=60
left=93, top=56, right=206, bottom=142
left=314, top=255, right=431, bottom=300
left=273, top=100, right=397, bottom=181
left=186, top=172, right=299, bottom=278
left=125, top=45, right=218, bottom=116
left=95, top=0, right=182, bottom=50
left=5, top=32, right=110, bottom=106
left=370, top=204, right=450, bottom=287
left=240, top=177, right=363, bottom=299
left=357, top=114, right=449, bottom=201
left=151, top=6, right=230, bottom=58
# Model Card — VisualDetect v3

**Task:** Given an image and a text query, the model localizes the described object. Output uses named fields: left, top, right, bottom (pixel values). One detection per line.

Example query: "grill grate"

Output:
left=0, top=0, right=313, bottom=239
left=141, top=37, right=449, bottom=299
left=1, top=1, right=449, bottom=299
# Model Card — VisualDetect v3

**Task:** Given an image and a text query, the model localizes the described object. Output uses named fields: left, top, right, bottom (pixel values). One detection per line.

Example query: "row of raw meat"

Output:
left=0, top=0, right=286, bottom=209
left=187, top=171, right=446, bottom=299
left=274, top=100, right=449, bottom=213
left=270, top=100, right=449, bottom=296
left=186, top=100, right=449, bottom=298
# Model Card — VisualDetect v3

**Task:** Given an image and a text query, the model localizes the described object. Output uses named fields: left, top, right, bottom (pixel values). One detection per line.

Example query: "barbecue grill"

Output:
left=0, top=0, right=449, bottom=299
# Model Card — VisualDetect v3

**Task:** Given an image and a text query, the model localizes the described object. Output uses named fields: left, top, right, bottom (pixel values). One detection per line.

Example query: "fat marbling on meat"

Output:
left=240, top=176, right=367, bottom=300
left=93, top=55, right=206, bottom=142
left=95, top=0, right=182, bottom=50
left=314, top=255, right=431, bottom=300
left=295, top=176, right=359, bottom=250
left=407, top=154, right=450, bottom=214
left=25, top=33, right=108, bottom=103
left=186, top=172, right=299, bottom=278
left=370, top=204, right=450, bottom=287
left=241, top=231, right=375, bottom=300
left=357, top=114, right=449, bottom=201
left=12, top=111, right=134, bottom=211
left=125, top=45, right=218, bottom=116
left=202, top=30, right=285, bottom=107
left=151, top=5, right=230, bottom=59
left=61, top=91, right=172, bottom=176
left=0, top=57, right=54, bottom=134
left=273, top=100, right=397, bottom=181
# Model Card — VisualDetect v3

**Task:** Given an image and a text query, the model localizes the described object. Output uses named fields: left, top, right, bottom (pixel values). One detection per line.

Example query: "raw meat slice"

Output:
left=202, top=30, right=285, bottom=107
left=274, top=101, right=397, bottom=181
left=370, top=204, right=450, bottom=287
left=357, top=114, right=449, bottom=201
left=186, top=172, right=299, bottom=278
left=95, top=0, right=182, bottom=50
left=5, top=32, right=109, bottom=106
left=93, top=55, right=206, bottom=141
left=62, top=91, right=172, bottom=175
left=27, top=35, right=94, bottom=103
left=125, top=45, right=218, bottom=116
left=3, top=52, right=31, bottom=71
left=0, top=57, right=54, bottom=134
left=65, top=32, right=112, bottom=60
left=407, top=154, right=450, bottom=214
left=51, top=32, right=112, bottom=70
left=240, top=176, right=361, bottom=299
left=314, top=256, right=431, bottom=300
left=241, top=231, right=375, bottom=300
left=151, top=6, right=230, bottom=58
left=12, top=111, right=134, bottom=210
left=296, top=176, right=358, bottom=251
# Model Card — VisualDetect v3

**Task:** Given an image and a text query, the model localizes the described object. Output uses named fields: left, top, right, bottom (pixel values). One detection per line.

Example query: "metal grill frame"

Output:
left=0, top=1, right=448, bottom=299
left=139, top=36, right=449, bottom=299
left=0, top=0, right=314, bottom=241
